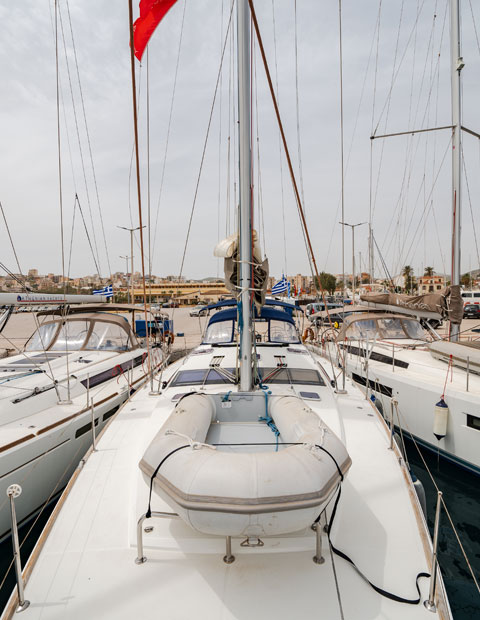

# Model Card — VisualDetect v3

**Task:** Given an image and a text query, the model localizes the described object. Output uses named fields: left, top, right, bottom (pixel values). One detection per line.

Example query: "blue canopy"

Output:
left=207, top=305, right=296, bottom=326
left=206, top=298, right=302, bottom=314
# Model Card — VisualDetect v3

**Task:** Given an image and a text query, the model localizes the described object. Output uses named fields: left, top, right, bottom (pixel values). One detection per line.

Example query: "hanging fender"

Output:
left=433, top=397, right=449, bottom=440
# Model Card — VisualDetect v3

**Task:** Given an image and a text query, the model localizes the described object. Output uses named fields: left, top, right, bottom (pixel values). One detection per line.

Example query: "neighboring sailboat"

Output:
left=317, top=300, right=480, bottom=473
left=316, top=0, right=480, bottom=475
left=0, top=304, right=163, bottom=542
left=1, top=1, right=452, bottom=618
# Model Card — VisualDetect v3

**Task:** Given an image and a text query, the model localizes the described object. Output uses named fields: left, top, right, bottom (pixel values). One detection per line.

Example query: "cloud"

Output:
left=0, top=0, right=479, bottom=283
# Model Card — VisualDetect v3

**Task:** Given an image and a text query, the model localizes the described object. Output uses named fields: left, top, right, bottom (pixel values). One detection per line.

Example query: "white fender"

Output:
left=433, top=398, right=449, bottom=440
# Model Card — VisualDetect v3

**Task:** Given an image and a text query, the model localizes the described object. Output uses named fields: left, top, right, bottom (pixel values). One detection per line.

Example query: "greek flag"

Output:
left=93, top=285, right=113, bottom=298
left=271, top=276, right=291, bottom=296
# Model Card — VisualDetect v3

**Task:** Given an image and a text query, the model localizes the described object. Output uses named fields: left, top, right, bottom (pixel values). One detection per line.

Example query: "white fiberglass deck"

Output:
left=1, top=345, right=451, bottom=619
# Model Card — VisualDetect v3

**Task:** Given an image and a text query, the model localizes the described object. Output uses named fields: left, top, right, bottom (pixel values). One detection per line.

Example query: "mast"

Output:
left=450, top=0, right=463, bottom=341
left=237, top=0, right=253, bottom=390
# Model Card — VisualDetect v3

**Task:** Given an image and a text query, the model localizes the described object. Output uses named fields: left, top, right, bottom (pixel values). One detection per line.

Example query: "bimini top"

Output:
left=337, top=313, right=434, bottom=342
left=203, top=304, right=300, bottom=345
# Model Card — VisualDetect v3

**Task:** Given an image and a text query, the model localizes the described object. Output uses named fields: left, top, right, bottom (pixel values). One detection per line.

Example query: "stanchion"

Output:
left=7, top=484, right=30, bottom=612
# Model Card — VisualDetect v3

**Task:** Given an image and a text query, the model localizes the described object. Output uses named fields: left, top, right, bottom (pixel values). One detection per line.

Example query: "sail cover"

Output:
left=360, top=286, right=463, bottom=324
left=214, top=232, right=269, bottom=309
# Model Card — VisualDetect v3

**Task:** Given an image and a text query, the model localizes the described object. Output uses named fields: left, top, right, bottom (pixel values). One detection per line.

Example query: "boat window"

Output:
left=259, top=367, right=290, bottom=383
left=466, top=415, right=480, bottom=431
left=269, top=320, right=299, bottom=343
left=25, top=322, right=59, bottom=351
left=50, top=320, right=90, bottom=351
left=170, top=368, right=236, bottom=386
left=259, top=368, right=325, bottom=386
left=347, top=319, right=379, bottom=340
left=204, top=369, right=236, bottom=384
left=86, top=321, right=131, bottom=351
left=402, top=320, right=430, bottom=340
left=289, top=369, right=325, bottom=385
left=377, top=318, right=406, bottom=339
left=203, top=320, right=234, bottom=344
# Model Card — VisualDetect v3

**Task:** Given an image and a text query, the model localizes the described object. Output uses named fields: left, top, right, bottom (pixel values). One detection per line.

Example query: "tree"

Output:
left=424, top=266, right=434, bottom=276
left=461, top=272, right=472, bottom=288
left=402, top=265, right=414, bottom=294
left=314, top=272, right=337, bottom=295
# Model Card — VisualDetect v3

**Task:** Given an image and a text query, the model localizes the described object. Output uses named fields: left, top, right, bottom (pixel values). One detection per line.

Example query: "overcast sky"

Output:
left=1, top=0, right=480, bottom=283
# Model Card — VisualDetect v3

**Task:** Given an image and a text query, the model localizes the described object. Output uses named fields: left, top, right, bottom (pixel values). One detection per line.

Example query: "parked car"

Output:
left=463, top=303, right=480, bottom=319
left=162, top=301, right=179, bottom=308
left=305, top=302, right=342, bottom=321
left=190, top=304, right=209, bottom=317
left=312, top=309, right=353, bottom=328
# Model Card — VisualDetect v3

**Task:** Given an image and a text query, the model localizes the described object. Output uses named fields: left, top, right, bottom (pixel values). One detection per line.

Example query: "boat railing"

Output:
left=135, top=511, right=180, bottom=564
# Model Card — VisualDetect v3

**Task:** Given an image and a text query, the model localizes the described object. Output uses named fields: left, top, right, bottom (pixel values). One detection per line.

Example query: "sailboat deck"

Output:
left=1, top=347, right=450, bottom=619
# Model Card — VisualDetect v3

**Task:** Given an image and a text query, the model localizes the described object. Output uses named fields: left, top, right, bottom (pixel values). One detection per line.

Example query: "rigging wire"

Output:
left=147, top=48, right=152, bottom=302
left=293, top=0, right=306, bottom=212
left=65, top=0, right=112, bottom=277
left=468, top=0, right=480, bottom=58
left=393, top=1, right=440, bottom=274
left=0, top=202, right=26, bottom=285
left=462, top=146, right=480, bottom=270
left=67, top=194, right=77, bottom=278
left=338, top=0, right=346, bottom=300
left=324, top=0, right=382, bottom=272
left=225, top=16, right=234, bottom=236
left=55, top=0, right=71, bottom=400
left=151, top=0, right=187, bottom=267
left=128, top=65, right=142, bottom=231
left=378, top=2, right=448, bottom=274
left=176, top=0, right=235, bottom=282
left=217, top=0, right=225, bottom=278
left=372, top=0, right=427, bottom=136
left=128, top=0, right=151, bottom=378
left=58, top=2, right=102, bottom=276
left=271, top=0, right=288, bottom=277
left=247, top=0, right=343, bottom=361
left=400, top=137, right=452, bottom=267
left=371, top=0, right=405, bottom=235
left=368, top=0, right=383, bottom=281
left=253, top=39, right=267, bottom=258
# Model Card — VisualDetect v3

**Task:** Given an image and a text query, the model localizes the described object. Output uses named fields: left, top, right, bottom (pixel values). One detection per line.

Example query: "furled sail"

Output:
left=360, top=286, right=463, bottom=324
left=214, top=231, right=269, bottom=308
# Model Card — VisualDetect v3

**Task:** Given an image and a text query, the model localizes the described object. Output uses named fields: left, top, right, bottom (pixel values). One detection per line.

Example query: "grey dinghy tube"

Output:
left=139, top=393, right=351, bottom=537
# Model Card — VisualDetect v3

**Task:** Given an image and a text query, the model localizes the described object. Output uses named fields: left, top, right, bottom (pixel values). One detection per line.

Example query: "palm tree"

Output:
left=402, top=265, right=414, bottom=294
left=424, top=266, right=434, bottom=276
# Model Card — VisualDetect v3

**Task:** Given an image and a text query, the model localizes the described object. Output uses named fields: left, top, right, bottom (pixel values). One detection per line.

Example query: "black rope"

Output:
left=146, top=444, right=189, bottom=518
left=313, top=443, right=431, bottom=605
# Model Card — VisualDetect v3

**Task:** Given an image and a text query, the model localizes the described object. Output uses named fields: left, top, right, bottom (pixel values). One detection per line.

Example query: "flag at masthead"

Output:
left=133, top=0, right=180, bottom=61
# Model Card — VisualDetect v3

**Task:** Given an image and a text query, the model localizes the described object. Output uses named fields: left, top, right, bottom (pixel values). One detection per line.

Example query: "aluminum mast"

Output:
left=237, top=0, right=253, bottom=390
left=450, top=0, right=463, bottom=341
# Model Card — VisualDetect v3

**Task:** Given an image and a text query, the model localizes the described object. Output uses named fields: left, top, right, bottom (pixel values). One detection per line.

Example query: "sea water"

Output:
left=406, top=439, right=480, bottom=619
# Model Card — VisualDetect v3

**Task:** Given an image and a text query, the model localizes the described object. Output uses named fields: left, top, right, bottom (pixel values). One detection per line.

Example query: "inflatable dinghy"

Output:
left=139, top=392, right=351, bottom=536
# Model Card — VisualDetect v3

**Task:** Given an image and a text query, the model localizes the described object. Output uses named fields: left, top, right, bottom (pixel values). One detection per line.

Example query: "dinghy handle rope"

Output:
left=146, top=445, right=190, bottom=518
left=313, top=444, right=431, bottom=605
left=258, top=387, right=279, bottom=451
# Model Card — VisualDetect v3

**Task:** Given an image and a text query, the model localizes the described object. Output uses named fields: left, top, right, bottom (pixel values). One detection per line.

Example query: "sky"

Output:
left=1, top=0, right=480, bottom=283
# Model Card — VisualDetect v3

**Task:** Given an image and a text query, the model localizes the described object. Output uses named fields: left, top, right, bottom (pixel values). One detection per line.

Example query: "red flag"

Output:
left=133, top=0, right=179, bottom=61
